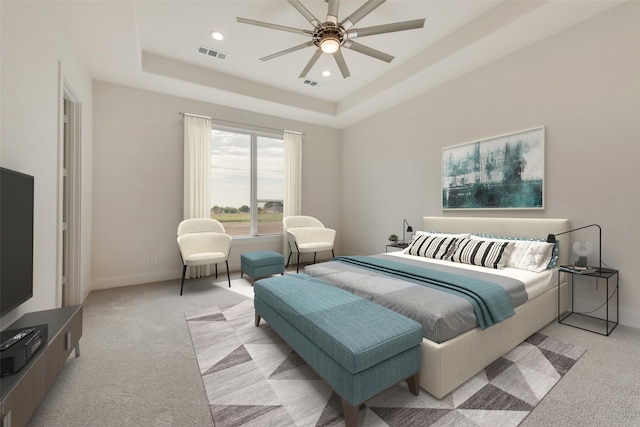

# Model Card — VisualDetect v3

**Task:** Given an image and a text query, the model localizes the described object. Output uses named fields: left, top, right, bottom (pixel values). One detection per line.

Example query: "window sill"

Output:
left=231, top=234, right=282, bottom=245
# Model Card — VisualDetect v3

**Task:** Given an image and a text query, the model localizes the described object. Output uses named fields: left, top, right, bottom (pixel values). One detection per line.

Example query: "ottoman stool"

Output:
left=254, top=274, right=422, bottom=427
left=240, top=250, right=284, bottom=285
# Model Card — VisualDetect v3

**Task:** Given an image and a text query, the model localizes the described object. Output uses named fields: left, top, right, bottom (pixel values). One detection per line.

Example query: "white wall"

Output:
left=342, top=2, right=640, bottom=328
left=91, top=82, right=341, bottom=289
left=0, top=1, right=93, bottom=326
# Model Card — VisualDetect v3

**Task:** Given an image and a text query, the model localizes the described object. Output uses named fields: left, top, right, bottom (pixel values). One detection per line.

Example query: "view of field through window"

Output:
left=210, top=128, right=284, bottom=236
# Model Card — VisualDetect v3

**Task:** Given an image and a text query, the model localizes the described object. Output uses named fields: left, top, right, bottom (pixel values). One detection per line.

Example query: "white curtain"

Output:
left=183, top=114, right=212, bottom=278
left=283, top=130, right=302, bottom=257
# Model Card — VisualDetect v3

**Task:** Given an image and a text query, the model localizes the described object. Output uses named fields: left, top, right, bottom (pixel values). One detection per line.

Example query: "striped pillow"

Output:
left=449, top=238, right=513, bottom=269
left=471, top=234, right=559, bottom=270
left=405, top=234, right=458, bottom=260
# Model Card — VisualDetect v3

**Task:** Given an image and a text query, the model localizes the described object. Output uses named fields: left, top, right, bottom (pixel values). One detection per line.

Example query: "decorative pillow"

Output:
left=449, top=238, right=514, bottom=269
left=547, top=241, right=559, bottom=268
left=423, top=231, right=471, bottom=238
left=471, top=234, right=559, bottom=270
left=517, top=241, right=555, bottom=272
left=405, top=234, right=459, bottom=260
left=469, top=235, right=528, bottom=268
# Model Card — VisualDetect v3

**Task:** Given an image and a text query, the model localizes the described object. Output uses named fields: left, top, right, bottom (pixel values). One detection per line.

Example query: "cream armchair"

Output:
left=177, top=218, right=232, bottom=295
left=283, top=216, right=336, bottom=273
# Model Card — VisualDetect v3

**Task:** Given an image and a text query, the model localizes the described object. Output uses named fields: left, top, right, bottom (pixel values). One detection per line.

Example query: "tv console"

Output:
left=0, top=306, right=82, bottom=427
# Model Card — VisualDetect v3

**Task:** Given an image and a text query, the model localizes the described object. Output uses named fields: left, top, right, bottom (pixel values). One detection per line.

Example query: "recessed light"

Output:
left=210, top=31, right=224, bottom=41
left=322, top=70, right=331, bottom=77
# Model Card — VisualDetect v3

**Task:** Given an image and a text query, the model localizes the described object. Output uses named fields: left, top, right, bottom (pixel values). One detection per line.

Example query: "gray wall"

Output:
left=91, top=82, right=341, bottom=289
left=341, top=3, right=640, bottom=327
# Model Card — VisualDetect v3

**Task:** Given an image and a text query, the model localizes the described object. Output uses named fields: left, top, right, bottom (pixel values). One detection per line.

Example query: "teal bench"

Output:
left=254, top=274, right=422, bottom=427
left=240, top=250, right=284, bottom=285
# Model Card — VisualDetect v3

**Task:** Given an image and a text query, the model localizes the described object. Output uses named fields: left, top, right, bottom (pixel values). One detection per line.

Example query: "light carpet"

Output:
left=186, top=299, right=585, bottom=427
left=213, top=277, right=257, bottom=299
left=213, top=274, right=299, bottom=299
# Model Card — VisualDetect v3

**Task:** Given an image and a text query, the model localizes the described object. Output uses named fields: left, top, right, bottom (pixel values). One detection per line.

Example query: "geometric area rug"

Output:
left=186, top=299, right=586, bottom=427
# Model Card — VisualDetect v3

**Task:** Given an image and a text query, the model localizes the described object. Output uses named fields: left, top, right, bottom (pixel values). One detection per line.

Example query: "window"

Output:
left=210, top=127, right=284, bottom=237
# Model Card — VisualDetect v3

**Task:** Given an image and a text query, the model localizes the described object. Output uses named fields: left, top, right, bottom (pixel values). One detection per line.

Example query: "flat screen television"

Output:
left=1, top=167, right=35, bottom=317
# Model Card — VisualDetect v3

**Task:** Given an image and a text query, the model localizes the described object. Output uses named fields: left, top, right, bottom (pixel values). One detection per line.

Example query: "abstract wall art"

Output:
left=442, top=127, right=545, bottom=210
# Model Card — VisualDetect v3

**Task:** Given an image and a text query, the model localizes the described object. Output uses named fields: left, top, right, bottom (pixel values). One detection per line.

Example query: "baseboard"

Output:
left=91, top=270, right=179, bottom=290
left=620, top=307, right=640, bottom=330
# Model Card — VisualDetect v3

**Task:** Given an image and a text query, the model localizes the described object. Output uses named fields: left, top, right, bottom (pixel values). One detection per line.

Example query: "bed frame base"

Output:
left=420, top=216, right=571, bottom=398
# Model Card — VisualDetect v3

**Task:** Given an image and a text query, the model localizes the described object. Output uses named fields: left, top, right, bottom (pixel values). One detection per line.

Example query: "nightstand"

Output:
left=386, top=243, right=409, bottom=253
left=558, top=266, right=619, bottom=336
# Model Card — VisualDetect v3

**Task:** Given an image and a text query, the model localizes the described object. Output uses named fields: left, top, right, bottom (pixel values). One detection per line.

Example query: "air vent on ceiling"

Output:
left=196, top=45, right=227, bottom=60
left=303, top=79, right=321, bottom=87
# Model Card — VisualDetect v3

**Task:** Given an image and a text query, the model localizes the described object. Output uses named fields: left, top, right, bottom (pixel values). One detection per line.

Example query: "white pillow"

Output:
left=517, top=241, right=555, bottom=272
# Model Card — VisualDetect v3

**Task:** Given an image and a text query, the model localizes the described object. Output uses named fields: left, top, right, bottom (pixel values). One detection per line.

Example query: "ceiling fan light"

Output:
left=320, top=38, right=340, bottom=54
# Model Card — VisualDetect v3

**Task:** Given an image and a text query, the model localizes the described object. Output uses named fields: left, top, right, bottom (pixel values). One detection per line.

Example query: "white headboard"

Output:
left=423, top=216, right=571, bottom=266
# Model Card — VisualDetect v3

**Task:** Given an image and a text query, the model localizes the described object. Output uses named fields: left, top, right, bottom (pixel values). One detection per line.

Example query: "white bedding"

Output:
left=384, top=250, right=558, bottom=301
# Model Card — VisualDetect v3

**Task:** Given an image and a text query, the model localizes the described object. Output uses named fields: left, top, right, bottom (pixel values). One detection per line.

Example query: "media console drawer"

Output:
left=1, top=356, right=44, bottom=427
left=43, top=308, right=82, bottom=392
left=1, top=306, right=82, bottom=427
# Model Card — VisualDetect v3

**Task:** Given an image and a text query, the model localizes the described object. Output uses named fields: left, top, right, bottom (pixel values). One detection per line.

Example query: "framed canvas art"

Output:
left=442, top=126, right=545, bottom=210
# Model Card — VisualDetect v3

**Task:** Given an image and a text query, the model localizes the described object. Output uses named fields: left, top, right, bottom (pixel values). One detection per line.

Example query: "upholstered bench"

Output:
left=254, top=274, right=422, bottom=427
left=240, top=250, right=284, bottom=285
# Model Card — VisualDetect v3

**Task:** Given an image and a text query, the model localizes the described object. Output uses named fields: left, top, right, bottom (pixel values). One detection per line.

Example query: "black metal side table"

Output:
left=385, top=243, right=409, bottom=253
left=557, top=266, right=619, bottom=336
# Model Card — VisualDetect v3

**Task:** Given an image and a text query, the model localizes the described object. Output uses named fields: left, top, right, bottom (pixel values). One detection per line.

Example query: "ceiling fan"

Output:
left=237, top=0, right=425, bottom=79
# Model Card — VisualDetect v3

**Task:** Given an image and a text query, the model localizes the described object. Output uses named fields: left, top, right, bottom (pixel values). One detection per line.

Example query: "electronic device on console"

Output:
left=0, top=325, right=48, bottom=376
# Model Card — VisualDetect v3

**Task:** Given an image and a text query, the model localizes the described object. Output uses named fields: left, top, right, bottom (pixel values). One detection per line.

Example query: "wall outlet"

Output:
left=585, top=278, right=597, bottom=290
left=150, top=256, right=158, bottom=265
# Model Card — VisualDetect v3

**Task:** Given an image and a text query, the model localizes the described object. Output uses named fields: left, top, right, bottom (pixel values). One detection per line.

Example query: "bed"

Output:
left=304, top=216, right=571, bottom=398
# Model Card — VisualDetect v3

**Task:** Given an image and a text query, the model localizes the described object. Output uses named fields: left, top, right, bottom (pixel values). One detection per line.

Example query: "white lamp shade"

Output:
left=320, top=38, right=340, bottom=54
left=573, top=241, right=593, bottom=257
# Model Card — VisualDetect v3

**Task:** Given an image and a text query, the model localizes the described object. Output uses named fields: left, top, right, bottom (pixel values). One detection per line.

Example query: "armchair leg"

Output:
left=215, top=263, right=218, bottom=279
left=180, top=265, right=187, bottom=295
left=225, top=261, right=231, bottom=287
left=286, top=242, right=293, bottom=268
left=296, top=252, right=300, bottom=273
left=332, top=249, right=335, bottom=258
left=313, top=252, right=317, bottom=264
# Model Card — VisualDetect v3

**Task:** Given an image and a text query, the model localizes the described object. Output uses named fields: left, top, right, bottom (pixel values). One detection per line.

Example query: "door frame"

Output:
left=58, top=66, right=83, bottom=307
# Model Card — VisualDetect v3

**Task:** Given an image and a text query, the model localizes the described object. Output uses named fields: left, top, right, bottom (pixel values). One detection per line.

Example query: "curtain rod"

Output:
left=179, top=112, right=304, bottom=135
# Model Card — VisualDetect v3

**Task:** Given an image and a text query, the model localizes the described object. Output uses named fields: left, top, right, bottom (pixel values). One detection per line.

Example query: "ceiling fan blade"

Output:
left=260, top=41, right=315, bottom=62
left=348, top=19, right=425, bottom=38
left=299, top=49, right=323, bottom=78
left=333, top=49, right=351, bottom=78
left=287, top=0, right=320, bottom=27
left=340, top=0, right=385, bottom=30
left=237, top=17, right=311, bottom=35
left=343, top=40, right=394, bottom=63
left=327, top=0, right=339, bottom=24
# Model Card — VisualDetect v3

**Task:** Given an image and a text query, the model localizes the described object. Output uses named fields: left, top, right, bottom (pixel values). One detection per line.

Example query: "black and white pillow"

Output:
left=405, top=234, right=459, bottom=260
left=449, top=238, right=513, bottom=269
left=470, top=234, right=558, bottom=271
